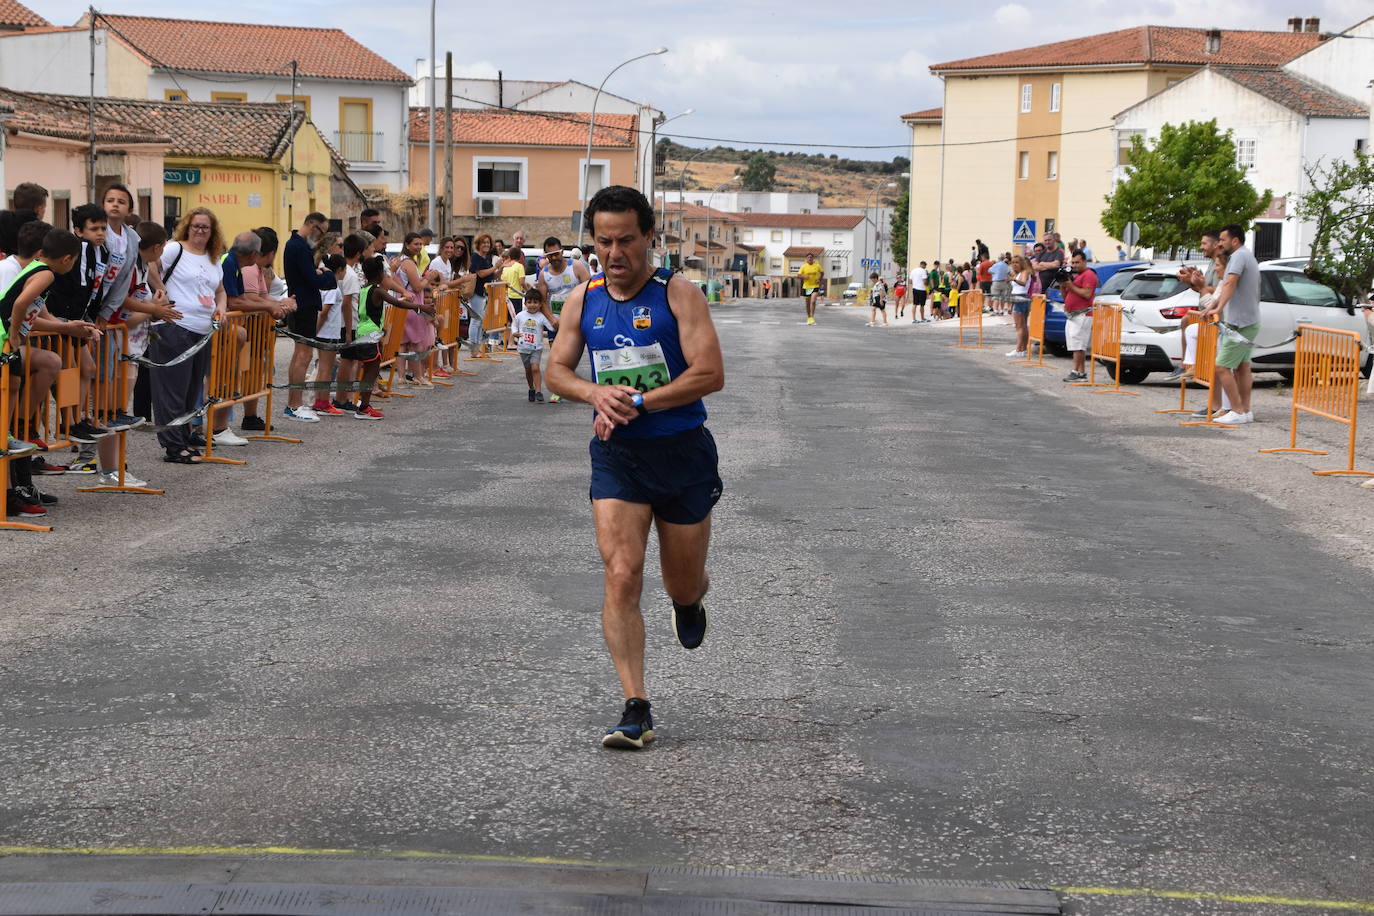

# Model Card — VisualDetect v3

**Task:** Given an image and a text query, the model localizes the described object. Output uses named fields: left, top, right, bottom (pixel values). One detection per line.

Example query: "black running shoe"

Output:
left=15, top=484, right=56, bottom=506
left=528, top=389, right=536, bottom=402
left=602, top=698, right=655, bottom=749
left=672, top=599, right=707, bottom=650
left=68, top=420, right=112, bottom=443
left=241, top=415, right=267, bottom=432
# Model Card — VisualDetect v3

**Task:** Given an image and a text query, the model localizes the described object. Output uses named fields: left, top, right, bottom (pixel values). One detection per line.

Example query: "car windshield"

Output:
left=1099, top=270, right=1143, bottom=296
left=1122, top=274, right=1187, bottom=301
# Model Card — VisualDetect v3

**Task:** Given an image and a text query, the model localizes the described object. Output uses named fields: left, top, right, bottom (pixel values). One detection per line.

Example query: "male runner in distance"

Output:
left=799, top=252, right=823, bottom=325
left=547, top=186, right=725, bottom=750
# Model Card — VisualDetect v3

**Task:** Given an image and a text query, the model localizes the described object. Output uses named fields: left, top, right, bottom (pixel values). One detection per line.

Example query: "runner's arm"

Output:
left=647, top=275, right=724, bottom=412
left=545, top=284, right=638, bottom=426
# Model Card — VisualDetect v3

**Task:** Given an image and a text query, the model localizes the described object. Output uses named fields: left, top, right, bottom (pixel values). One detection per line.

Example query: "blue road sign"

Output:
left=1012, top=219, right=1037, bottom=245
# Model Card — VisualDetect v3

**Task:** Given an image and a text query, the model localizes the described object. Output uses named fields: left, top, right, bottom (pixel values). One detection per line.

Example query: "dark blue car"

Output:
left=1042, top=261, right=1149, bottom=355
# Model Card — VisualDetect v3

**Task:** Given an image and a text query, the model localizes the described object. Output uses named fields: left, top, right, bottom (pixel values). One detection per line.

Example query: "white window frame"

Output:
left=578, top=158, right=611, bottom=201
left=769, top=258, right=783, bottom=271
left=800, top=230, right=812, bottom=243
left=1020, top=83, right=1032, bottom=113
left=1049, top=82, right=1061, bottom=112
left=1116, top=129, right=1145, bottom=167
left=1047, top=151, right=1058, bottom=181
left=473, top=156, right=528, bottom=200
left=770, top=229, right=783, bottom=242
left=1018, top=151, right=1030, bottom=180
left=833, top=232, right=843, bottom=243
left=743, top=229, right=753, bottom=241
left=1235, top=138, right=1256, bottom=170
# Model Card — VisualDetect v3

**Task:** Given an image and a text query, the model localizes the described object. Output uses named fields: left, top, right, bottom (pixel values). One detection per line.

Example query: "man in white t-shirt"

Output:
left=908, top=261, right=929, bottom=323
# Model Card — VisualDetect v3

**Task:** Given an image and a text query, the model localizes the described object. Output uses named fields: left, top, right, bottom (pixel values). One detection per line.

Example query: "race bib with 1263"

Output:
left=593, top=342, right=671, bottom=393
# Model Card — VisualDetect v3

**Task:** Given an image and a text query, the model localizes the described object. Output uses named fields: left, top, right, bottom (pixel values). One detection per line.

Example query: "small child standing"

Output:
left=310, top=253, right=348, bottom=416
left=510, top=287, right=556, bottom=402
left=866, top=272, right=889, bottom=327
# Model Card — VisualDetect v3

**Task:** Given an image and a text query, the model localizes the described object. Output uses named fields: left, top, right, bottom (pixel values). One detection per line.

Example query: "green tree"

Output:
left=1294, top=153, right=1374, bottom=304
left=740, top=152, right=776, bottom=191
left=889, top=185, right=910, bottom=271
left=1101, top=120, right=1271, bottom=257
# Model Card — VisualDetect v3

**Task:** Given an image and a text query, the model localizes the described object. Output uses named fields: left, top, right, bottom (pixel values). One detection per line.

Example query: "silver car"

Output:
left=1113, top=265, right=1371, bottom=383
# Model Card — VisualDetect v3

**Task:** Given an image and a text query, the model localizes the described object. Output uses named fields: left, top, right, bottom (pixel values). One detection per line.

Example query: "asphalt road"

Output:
left=2, top=297, right=1371, bottom=914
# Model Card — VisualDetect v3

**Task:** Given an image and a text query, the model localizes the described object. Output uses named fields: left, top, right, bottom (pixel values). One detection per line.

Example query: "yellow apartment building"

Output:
left=904, top=24, right=1327, bottom=266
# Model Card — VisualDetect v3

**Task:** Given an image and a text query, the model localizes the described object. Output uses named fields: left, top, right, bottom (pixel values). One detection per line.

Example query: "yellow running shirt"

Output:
left=799, top=262, right=822, bottom=290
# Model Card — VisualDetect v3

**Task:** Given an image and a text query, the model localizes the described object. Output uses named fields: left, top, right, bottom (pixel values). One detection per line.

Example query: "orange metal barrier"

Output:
left=954, top=289, right=986, bottom=349
left=0, top=341, right=52, bottom=532
left=468, top=282, right=509, bottom=363
left=1016, top=295, right=1051, bottom=369
left=1072, top=304, right=1138, bottom=396
left=427, top=290, right=461, bottom=385
left=1259, top=325, right=1373, bottom=477
left=201, top=312, right=302, bottom=465
left=76, top=323, right=163, bottom=495
left=375, top=299, right=417, bottom=400
left=20, top=330, right=80, bottom=452
left=1176, top=317, right=1235, bottom=428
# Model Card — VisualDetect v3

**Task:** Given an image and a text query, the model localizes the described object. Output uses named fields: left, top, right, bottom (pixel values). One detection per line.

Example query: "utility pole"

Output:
left=426, top=0, right=437, bottom=229
left=444, top=51, right=454, bottom=236
left=87, top=6, right=96, bottom=202
left=288, top=59, right=297, bottom=229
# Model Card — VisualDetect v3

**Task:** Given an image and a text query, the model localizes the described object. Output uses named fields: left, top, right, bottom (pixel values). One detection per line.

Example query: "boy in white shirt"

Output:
left=510, top=287, right=557, bottom=402
left=310, top=254, right=349, bottom=416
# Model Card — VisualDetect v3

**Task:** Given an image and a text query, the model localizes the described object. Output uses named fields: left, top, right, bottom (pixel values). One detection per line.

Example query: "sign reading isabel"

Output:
left=164, top=168, right=201, bottom=186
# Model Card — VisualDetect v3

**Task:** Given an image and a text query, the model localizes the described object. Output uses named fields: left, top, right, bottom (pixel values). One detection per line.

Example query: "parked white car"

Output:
left=1111, top=264, right=1371, bottom=383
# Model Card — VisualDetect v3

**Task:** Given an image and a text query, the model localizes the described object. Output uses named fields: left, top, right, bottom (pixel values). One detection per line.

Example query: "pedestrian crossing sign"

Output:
left=1012, top=219, right=1036, bottom=244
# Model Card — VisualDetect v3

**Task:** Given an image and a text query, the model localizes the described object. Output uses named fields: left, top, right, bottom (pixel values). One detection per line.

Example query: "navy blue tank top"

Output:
left=581, top=268, right=706, bottom=439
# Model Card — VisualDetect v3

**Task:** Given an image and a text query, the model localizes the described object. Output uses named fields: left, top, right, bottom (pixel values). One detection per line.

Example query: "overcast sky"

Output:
left=45, top=0, right=1371, bottom=159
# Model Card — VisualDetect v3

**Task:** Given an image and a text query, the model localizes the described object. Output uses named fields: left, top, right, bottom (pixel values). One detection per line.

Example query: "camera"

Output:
left=1054, top=267, right=1074, bottom=285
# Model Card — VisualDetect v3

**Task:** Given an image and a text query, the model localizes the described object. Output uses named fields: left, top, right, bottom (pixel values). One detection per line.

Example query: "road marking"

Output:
left=0, top=848, right=1366, bottom=912
left=1056, top=885, right=1374, bottom=912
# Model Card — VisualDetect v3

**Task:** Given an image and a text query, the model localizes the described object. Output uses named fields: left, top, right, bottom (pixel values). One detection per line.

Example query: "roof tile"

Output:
left=735, top=212, right=864, bottom=230
left=0, top=0, right=47, bottom=28
left=409, top=108, right=635, bottom=148
left=931, top=26, right=1324, bottom=72
left=0, top=88, right=169, bottom=144
left=22, top=92, right=308, bottom=159
left=94, top=13, right=410, bottom=83
left=1219, top=67, right=1369, bottom=117
left=783, top=246, right=825, bottom=257
left=901, top=106, right=943, bottom=120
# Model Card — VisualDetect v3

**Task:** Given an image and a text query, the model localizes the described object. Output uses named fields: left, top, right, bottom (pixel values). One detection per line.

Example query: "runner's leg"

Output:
left=593, top=498, right=654, bottom=699
left=655, top=512, right=711, bottom=608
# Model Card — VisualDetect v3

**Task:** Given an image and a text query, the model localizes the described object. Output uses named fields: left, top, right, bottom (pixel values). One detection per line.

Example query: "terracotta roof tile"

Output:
left=29, top=93, right=306, bottom=159
left=931, top=26, right=1324, bottom=72
left=901, top=106, right=943, bottom=120
left=94, top=13, right=410, bottom=83
left=735, top=212, right=864, bottom=229
left=0, top=0, right=47, bottom=28
left=409, top=108, right=635, bottom=147
left=660, top=200, right=743, bottom=222
left=783, top=246, right=825, bottom=258
left=0, top=88, right=169, bottom=144
left=1219, top=67, right=1369, bottom=117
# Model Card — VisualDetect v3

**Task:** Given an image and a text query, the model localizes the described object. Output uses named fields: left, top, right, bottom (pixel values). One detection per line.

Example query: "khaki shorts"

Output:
left=1215, top=323, right=1260, bottom=369
left=1065, top=311, right=1093, bottom=351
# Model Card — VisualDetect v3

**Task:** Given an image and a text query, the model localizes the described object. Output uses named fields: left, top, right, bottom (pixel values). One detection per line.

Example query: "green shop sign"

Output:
left=164, top=168, right=201, bottom=185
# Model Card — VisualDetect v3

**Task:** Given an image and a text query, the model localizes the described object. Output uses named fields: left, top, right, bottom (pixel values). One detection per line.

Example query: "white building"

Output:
left=411, top=68, right=661, bottom=198
left=1114, top=61, right=1369, bottom=259
left=0, top=14, right=413, bottom=192
left=732, top=213, right=866, bottom=282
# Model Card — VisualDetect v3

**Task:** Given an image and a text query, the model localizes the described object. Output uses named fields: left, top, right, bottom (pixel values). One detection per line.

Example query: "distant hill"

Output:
left=658, top=141, right=907, bottom=209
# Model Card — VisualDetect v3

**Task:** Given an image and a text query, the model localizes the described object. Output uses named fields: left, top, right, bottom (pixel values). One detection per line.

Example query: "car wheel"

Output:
left=1112, top=365, right=1150, bottom=385
left=1277, top=369, right=1295, bottom=383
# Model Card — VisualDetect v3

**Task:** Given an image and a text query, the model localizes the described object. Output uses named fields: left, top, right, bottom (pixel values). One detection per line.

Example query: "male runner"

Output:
left=798, top=252, right=823, bottom=325
left=547, top=186, right=725, bottom=751
left=536, top=236, right=591, bottom=403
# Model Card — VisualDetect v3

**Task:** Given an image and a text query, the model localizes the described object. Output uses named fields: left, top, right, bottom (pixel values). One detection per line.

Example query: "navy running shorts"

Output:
left=589, top=425, right=723, bottom=525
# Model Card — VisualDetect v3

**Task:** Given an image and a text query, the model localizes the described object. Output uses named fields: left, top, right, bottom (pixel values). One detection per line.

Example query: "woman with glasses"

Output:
left=151, top=207, right=226, bottom=464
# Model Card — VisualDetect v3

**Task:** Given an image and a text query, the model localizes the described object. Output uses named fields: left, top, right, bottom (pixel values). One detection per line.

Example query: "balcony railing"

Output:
left=334, top=130, right=385, bottom=163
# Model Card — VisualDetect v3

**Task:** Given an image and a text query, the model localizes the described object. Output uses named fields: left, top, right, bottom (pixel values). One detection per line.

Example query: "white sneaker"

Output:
left=213, top=428, right=249, bottom=447
left=283, top=406, right=320, bottom=423
left=1006, top=349, right=1027, bottom=358
left=96, top=469, right=148, bottom=488
left=1213, top=411, right=1244, bottom=425
left=1234, top=411, right=1254, bottom=425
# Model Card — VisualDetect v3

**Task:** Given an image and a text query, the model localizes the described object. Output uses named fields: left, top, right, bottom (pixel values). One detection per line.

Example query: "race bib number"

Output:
left=593, top=342, right=670, bottom=393
left=550, top=298, right=565, bottom=315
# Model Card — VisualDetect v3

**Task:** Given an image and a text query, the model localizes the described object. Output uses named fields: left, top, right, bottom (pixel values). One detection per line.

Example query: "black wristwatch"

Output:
left=630, top=392, right=648, bottom=416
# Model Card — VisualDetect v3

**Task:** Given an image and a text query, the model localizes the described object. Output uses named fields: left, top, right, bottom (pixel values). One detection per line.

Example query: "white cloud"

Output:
left=994, top=3, right=1032, bottom=26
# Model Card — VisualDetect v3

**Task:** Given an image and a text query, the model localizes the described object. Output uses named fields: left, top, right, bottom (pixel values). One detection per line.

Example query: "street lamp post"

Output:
left=577, top=47, right=668, bottom=246
left=705, top=175, right=740, bottom=288
left=673, top=145, right=710, bottom=269
left=863, top=172, right=908, bottom=276
left=427, top=0, right=436, bottom=230
left=646, top=108, right=693, bottom=263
